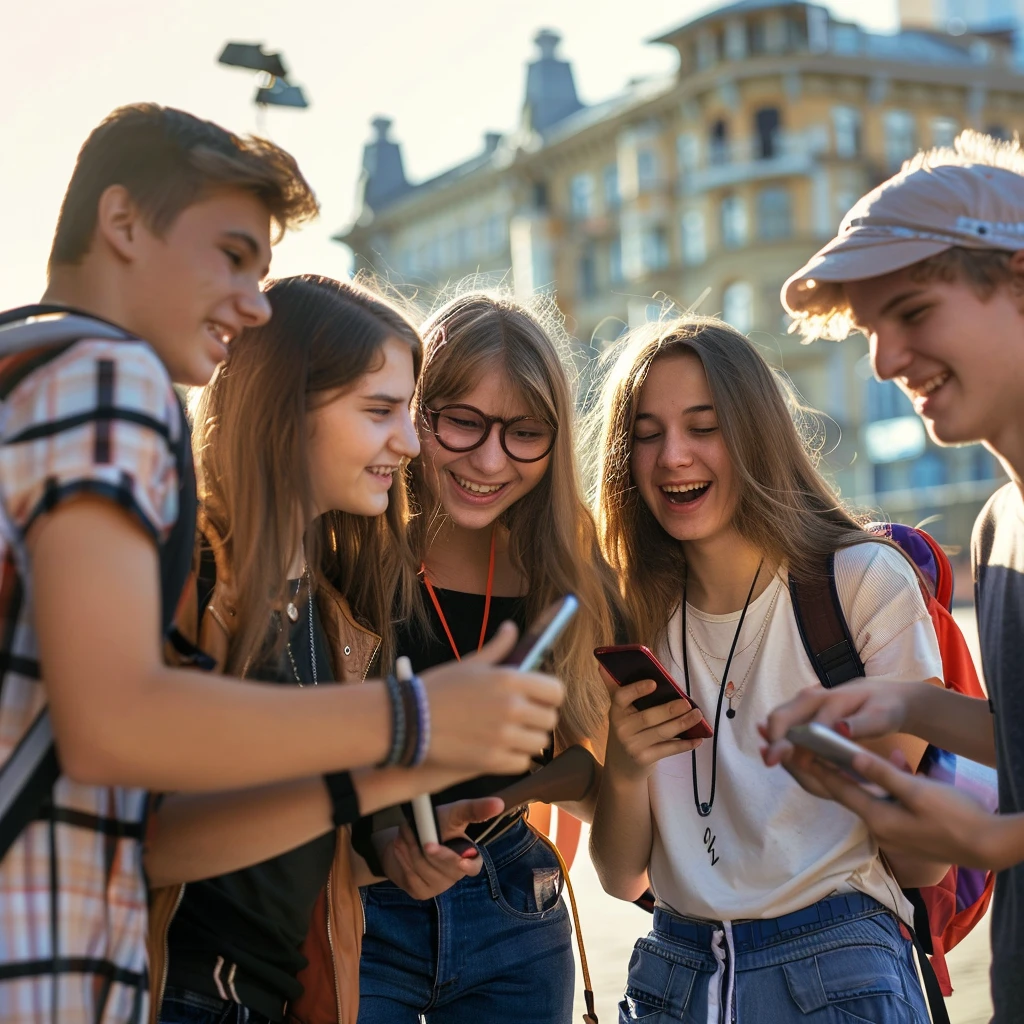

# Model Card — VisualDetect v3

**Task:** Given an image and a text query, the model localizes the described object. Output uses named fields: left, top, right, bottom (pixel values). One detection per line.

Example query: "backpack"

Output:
left=790, top=522, right=997, bottom=1022
left=0, top=305, right=202, bottom=862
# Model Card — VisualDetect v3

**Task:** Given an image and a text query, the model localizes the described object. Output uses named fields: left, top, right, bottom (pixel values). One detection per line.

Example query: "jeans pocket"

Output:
left=620, top=939, right=705, bottom=1023
left=489, top=837, right=566, bottom=920
left=783, top=941, right=929, bottom=1024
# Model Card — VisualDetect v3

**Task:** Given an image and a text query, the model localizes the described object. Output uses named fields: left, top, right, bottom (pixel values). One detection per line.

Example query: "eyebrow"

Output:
left=878, top=288, right=929, bottom=318
left=223, top=230, right=261, bottom=257
left=635, top=404, right=714, bottom=421
left=363, top=393, right=408, bottom=404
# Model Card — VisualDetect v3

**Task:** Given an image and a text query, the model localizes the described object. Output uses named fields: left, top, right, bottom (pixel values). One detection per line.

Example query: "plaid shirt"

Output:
left=0, top=308, right=193, bottom=1023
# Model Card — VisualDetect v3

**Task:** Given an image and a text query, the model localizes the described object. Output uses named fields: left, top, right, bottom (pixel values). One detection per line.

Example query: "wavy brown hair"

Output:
left=407, top=292, right=621, bottom=747
left=192, top=274, right=422, bottom=675
left=595, top=315, right=878, bottom=644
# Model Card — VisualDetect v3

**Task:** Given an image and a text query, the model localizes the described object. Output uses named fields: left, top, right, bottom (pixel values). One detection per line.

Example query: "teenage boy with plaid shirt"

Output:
left=0, top=104, right=564, bottom=1024
left=763, top=131, right=1024, bottom=1022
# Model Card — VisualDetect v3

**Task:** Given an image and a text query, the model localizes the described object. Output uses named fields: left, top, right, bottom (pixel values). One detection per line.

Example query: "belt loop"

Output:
left=212, top=956, right=229, bottom=1001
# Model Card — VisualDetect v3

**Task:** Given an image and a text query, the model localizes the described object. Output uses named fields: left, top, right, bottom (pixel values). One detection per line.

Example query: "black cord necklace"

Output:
left=681, top=560, right=763, bottom=818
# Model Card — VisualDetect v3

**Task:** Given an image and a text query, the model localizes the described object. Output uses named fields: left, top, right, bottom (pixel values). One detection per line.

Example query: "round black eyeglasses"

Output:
left=424, top=404, right=557, bottom=463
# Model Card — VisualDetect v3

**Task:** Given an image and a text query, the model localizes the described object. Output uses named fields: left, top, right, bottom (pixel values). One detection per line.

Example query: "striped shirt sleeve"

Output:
left=0, top=338, right=182, bottom=542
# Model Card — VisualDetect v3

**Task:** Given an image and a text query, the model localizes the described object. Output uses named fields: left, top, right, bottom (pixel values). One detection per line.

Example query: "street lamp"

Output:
left=217, top=41, right=309, bottom=130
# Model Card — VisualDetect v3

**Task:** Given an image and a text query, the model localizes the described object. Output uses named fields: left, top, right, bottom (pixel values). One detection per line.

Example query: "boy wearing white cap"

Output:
left=762, top=130, right=1024, bottom=1022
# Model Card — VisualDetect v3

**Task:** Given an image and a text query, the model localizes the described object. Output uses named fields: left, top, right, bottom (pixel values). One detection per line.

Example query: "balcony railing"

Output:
left=682, top=128, right=829, bottom=194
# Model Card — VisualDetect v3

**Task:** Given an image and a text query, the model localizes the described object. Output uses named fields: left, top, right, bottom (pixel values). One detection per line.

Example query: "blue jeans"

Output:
left=620, top=892, right=930, bottom=1023
left=158, top=987, right=275, bottom=1024
left=358, top=819, right=574, bottom=1024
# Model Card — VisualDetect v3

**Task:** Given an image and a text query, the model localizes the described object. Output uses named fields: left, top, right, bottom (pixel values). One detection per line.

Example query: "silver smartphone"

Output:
left=502, top=595, right=579, bottom=672
left=786, top=722, right=895, bottom=800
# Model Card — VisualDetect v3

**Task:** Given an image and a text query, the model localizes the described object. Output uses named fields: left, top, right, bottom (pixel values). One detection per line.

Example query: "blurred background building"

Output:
left=336, top=0, right=1024, bottom=588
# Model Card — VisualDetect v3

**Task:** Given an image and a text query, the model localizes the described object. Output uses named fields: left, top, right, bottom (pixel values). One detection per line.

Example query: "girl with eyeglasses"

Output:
left=589, top=317, right=948, bottom=1024
left=355, top=292, right=620, bottom=1024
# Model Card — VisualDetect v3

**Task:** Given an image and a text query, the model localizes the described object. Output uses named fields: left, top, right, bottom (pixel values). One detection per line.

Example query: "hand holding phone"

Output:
left=786, top=723, right=893, bottom=799
left=594, top=644, right=713, bottom=740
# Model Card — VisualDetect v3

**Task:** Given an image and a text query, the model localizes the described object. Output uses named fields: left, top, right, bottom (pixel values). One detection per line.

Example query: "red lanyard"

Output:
left=422, top=527, right=496, bottom=661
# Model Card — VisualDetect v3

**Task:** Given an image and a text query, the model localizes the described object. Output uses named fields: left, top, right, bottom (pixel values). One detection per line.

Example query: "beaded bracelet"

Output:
left=409, top=673, right=430, bottom=767
left=396, top=675, right=420, bottom=768
left=378, top=674, right=406, bottom=768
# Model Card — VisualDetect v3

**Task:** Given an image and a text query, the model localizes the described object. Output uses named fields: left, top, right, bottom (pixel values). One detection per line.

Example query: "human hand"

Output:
left=603, top=669, right=705, bottom=782
left=422, top=622, right=564, bottom=775
left=380, top=796, right=503, bottom=899
left=792, top=746, right=1014, bottom=871
left=760, top=680, right=917, bottom=768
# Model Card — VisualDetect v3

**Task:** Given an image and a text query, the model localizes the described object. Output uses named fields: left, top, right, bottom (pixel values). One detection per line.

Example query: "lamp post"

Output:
left=217, top=42, right=309, bottom=132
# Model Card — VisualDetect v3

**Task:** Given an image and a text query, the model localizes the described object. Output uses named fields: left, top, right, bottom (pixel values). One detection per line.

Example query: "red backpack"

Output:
left=790, top=523, right=997, bottom=1023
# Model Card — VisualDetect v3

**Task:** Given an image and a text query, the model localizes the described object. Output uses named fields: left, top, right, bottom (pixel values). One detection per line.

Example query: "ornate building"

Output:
left=336, top=0, right=1024, bottom=578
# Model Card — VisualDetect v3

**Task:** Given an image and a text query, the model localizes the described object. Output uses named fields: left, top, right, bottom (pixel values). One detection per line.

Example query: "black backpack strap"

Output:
left=789, top=551, right=864, bottom=689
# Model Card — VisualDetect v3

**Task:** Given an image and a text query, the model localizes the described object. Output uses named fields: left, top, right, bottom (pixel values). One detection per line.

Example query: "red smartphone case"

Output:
left=594, top=644, right=713, bottom=739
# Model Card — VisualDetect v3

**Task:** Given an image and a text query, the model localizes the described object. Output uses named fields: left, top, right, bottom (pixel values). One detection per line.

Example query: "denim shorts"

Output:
left=620, top=892, right=930, bottom=1024
left=358, top=818, right=574, bottom=1024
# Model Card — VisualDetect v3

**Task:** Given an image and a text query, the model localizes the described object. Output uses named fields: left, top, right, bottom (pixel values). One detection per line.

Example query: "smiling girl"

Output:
left=589, top=316, right=947, bottom=1024
left=148, top=276, right=563, bottom=1024
left=356, top=292, right=619, bottom=1024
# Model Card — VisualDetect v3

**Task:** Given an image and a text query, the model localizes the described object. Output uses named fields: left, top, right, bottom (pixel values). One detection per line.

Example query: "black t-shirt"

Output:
left=972, top=483, right=1024, bottom=1023
left=166, top=589, right=336, bottom=1021
left=396, top=584, right=538, bottom=814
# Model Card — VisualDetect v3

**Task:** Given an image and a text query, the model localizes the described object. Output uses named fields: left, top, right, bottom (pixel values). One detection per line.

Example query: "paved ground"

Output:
left=567, top=607, right=994, bottom=1023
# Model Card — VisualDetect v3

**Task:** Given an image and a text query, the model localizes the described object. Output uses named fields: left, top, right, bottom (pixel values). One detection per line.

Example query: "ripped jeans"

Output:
left=619, top=892, right=930, bottom=1024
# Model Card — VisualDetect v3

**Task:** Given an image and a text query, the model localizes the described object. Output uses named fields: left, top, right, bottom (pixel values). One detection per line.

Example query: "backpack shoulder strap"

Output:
left=789, top=551, right=865, bottom=689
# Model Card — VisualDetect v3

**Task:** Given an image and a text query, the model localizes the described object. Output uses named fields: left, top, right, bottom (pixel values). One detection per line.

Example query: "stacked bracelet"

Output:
left=409, top=674, right=430, bottom=767
left=378, top=674, right=406, bottom=768
left=379, top=664, right=432, bottom=769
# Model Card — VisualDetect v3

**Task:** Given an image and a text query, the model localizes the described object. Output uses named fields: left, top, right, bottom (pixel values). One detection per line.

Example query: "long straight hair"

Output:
left=594, top=315, right=877, bottom=644
left=192, top=274, right=422, bottom=675
left=407, top=292, right=621, bottom=746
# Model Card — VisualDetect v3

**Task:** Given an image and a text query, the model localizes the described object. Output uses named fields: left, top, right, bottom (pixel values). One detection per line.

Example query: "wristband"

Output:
left=323, top=771, right=360, bottom=828
left=378, top=674, right=406, bottom=768
left=409, top=673, right=430, bottom=767
left=396, top=675, right=420, bottom=768
left=349, top=814, right=386, bottom=878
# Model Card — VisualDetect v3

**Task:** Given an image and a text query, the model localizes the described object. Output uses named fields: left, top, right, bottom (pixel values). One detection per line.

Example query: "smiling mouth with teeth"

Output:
left=661, top=482, right=711, bottom=504
left=450, top=471, right=506, bottom=496
left=910, top=371, right=951, bottom=398
left=368, top=466, right=396, bottom=478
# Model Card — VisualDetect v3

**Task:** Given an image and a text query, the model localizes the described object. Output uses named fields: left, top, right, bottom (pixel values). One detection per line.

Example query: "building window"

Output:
left=569, top=173, right=595, bottom=220
left=721, top=194, right=748, bottom=248
left=754, top=108, right=781, bottom=160
left=578, top=244, right=599, bottom=298
left=884, top=110, right=917, bottom=170
left=681, top=210, right=707, bottom=265
left=931, top=117, right=958, bottom=148
left=532, top=181, right=549, bottom=211
left=641, top=226, right=670, bottom=272
left=723, top=281, right=754, bottom=334
left=637, top=149, right=659, bottom=193
left=866, top=377, right=913, bottom=422
left=757, top=186, right=791, bottom=240
left=710, top=119, right=729, bottom=166
left=603, top=164, right=620, bottom=210
left=609, top=235, right=624, bottom=285
left=677, top=133, right=700, bottom=174
left=697, top=29, right=718, bottom=69
left=832, top=106, right=861, bottom=159
left=484, top=215, right=505, bottom=253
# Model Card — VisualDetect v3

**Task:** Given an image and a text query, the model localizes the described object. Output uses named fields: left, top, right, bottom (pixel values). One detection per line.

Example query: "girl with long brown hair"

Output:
left=356, top=292, right=619, bottom=1024
left=146, top=275, right=564, bottom=1024
left=589, top=315, right=946, bottom=1023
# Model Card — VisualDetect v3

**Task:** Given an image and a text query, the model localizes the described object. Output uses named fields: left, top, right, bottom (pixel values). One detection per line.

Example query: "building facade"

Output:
left=337, top=0, right=1024, bottom=579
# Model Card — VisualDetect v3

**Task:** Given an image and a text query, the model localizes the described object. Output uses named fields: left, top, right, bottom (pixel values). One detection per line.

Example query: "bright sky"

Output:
left=2, top=0, right=896, bottom=310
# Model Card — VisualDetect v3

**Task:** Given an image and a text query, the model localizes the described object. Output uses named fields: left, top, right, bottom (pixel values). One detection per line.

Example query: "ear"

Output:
left=94, top=185, right=142, bottom=263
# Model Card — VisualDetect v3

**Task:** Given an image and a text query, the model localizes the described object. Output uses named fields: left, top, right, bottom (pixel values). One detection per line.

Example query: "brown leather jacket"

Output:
left=150, top=542, right=380, bottom=1024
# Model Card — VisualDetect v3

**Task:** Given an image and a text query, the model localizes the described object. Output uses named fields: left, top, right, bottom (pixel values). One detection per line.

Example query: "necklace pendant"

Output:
left=700, top=802, right=711, bottom=815
left=286, top=601, right=299, bottom=623
left=726, top=708, right=737, bottom=719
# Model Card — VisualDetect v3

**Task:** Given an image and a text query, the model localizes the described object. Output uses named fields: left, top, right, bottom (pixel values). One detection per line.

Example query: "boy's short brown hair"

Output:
left=49, top=103, right=319, bottom=267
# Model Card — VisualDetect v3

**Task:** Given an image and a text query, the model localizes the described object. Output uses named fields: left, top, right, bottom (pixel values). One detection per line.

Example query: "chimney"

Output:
left=522, top=29, right=583, bottom=134
left=356, top=117, right=410, bottom=214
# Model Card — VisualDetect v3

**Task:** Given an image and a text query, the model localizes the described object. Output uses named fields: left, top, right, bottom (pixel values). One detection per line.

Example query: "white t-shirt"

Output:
left=647, top=540, right=943, bottom=924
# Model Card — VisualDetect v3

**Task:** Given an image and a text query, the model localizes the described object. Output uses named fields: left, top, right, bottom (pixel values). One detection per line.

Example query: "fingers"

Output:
left=848, top=750, right=923, bottom=804
left=437, top=796, right=504, bottom=835
left=467, top=620, right=519, bottom=664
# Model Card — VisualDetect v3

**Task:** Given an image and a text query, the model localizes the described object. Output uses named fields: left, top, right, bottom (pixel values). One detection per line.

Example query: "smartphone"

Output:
left=786, top=723, right=891, bottom=798
left=593, top=644, right=713, bottom=740
left=502, top=595, right=579, bottom=672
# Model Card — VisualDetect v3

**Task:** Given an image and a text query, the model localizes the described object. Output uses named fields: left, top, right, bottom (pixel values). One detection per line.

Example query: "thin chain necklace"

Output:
left=421, top=526, right=497, bottom=660
left=681, top=560, right=762, bottom=818
left=285, top=565, right=318, bottom=687
left=689, top=579, right=781, bottom=719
